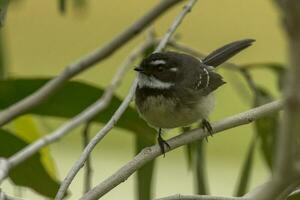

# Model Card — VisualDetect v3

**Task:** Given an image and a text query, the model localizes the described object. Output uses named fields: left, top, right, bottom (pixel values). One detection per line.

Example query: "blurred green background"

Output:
left=1, top=0, right=285, bottom=199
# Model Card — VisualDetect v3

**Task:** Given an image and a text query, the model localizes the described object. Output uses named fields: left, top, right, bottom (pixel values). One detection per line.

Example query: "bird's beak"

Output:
left=134, top=67, right=144, bottom=73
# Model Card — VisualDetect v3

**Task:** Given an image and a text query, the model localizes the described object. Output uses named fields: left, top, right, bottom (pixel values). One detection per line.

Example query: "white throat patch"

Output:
left=137, top=73, right=174, bottom=89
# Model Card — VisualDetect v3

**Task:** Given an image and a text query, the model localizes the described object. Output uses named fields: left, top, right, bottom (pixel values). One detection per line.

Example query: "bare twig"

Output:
left=155, top=194, right=248, bottom=200
left=80, top=100, right=283, bottom=200
left=82, top=121, right=93, bottom=194
left=55, top=1, right=198, bottom=199
left=154, top=0, right=198, bottom=53
left=0, top=0, right=182, bottom=127
left=0, top=40, right=155, bottom=183
left=0, top=189, right=24, bottom=200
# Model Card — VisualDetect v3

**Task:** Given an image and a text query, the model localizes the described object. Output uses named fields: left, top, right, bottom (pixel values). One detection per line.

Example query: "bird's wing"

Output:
left=191, top=66, right=226, bottom=96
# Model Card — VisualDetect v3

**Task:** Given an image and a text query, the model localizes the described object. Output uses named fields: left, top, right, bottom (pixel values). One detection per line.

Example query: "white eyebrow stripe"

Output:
left=150, top=60, right=166, bottom=65
left=169, top=67, right=178, bottom=72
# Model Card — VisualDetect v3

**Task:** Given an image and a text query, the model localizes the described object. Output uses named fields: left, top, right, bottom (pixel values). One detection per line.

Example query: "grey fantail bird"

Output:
left=134, top=39, right=255, bottom=155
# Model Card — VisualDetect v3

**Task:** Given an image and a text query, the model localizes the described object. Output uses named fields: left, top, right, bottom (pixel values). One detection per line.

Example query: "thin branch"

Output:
left=155, top=194, right=248, bottom=200
left=0, top=159, right=8, bottom=184
left=0, top=0, right=182, bottom=127
left=82, top=121, right=93, bottom=194
left=154, top=0, right=197, bottom=53
left=80, top=100, right=283, bottom=200
left=55, top=1, right=198, bottom=199
left=0, top=40, right=155, bottom=183
left=0, top=189, right=24, bottom=200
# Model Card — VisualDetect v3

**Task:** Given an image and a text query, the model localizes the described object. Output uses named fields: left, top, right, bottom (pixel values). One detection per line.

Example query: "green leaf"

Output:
left=234, top=137, right=256, bottom=196
left=254, top=87, right=278, bottom=169
left=0, top=129, right=62, bottom=198
left=58, top=0, right=66, bottom=14
left=0, top=0, right=8, bottom=27
left=241, top=63, right=286, bottom=90
left=194, top=139, right=208, bottom=195
left=135, top=136, right=155, bottom=200
left=73, top=0, right=86, bottom=8
left=288, top=190, right=300, bottom=200
left=0, top=78, right=156, bottom=142
left=266, top=64, right=286, bottom=91
left=0, top=29, right=5, bottom=78
left=182, top=126, right=193, bottom=169
left=183, top=126, right=208, bottom=194
left=9, top=115, right=58, bottom=180
left=185, top=143, right=193, bottom=169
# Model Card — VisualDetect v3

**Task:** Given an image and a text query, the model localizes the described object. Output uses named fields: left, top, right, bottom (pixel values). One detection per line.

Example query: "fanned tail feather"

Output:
left=203, top=39, right=255, bottom=67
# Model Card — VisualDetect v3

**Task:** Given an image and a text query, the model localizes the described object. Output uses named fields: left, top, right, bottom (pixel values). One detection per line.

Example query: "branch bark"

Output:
left=82, top=121, right=93, bottom=194
left=274, top=0, right=300, bottom=178
left=0, top=0, right=182, bottom=127
left=80, top=100, right=283, bottom=200
left=155, top=194, right=248, bottom=200
left=0, top=190, right=24, bottom=200
left=55, top=0, right=198, bottom=199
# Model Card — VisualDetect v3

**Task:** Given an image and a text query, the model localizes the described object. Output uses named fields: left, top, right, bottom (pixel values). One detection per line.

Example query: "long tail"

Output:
left=202, top=39, right=255, bottom=67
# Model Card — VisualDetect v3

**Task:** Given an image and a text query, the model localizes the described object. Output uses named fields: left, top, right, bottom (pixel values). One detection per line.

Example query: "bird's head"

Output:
left=135, top=52, right=183, bottom=89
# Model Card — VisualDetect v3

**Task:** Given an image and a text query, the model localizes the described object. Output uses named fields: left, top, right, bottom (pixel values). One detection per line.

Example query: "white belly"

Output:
left=136, top=94, right=215, bottom=129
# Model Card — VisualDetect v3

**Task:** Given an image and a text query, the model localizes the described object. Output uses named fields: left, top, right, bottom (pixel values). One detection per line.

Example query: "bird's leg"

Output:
left=157, top=128, right=170, bottom=157
left=202, top=119, right=213, bottom=142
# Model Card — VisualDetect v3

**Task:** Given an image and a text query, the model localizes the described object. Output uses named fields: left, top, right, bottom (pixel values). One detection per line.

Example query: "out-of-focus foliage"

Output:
left=242, top=63, right=286, bottom=90
left=184, top=127, right=208, bottom=195
left=0, top=78, right=156, bottom=142
left=254, top=87, right=278, bottom=170
left=247, top=63, right=285, bottom=170
left=194, top=139, right=208, bottom=194
left=135, top=137, right=155, bottom=200
left=234, top=137, right=256, bottom=196
left=288, top=191, right=300, bottom=200
left=0, top=0, right=8, bottom=27
left=58, top=0, right=87, bottom=14
left=233, top=63, right=285, bottom=195
left=0, top=78, right=157, bottom=198
left=10, top=115, right=58, bottom=179
left=0, top=31, right=5, bottom=79
left=0, top=129, right=62, bottom=198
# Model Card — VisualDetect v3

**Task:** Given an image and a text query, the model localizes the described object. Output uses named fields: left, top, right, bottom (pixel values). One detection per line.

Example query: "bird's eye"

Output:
left=157, top=66, right=164, bottom=72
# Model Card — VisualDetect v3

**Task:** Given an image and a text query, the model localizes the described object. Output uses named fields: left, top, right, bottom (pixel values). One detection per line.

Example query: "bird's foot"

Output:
left=202, top=119, right=213, bottom=142
left=157, top=129, right=170, bottom=157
